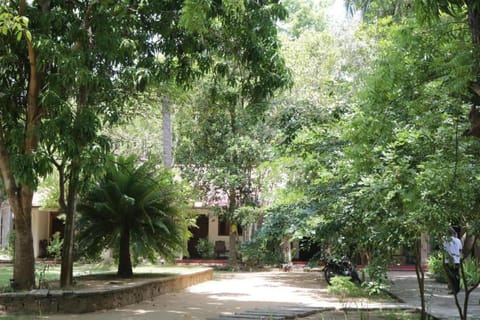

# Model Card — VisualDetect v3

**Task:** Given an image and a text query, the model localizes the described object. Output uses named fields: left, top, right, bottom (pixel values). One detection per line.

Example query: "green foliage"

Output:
left=308, top=13, right=479, bottom=278
left=175, top=0, right=291, bottom=221
left=232, top=206, right=262, bottom=227
left=361, top=258, right=390, bottom=289
left=328, top=275, right=390, bottom=298
left=362, top=280, right=387, bottom=297
left=246, top=203, right=321, bottom=266
left=47, top=232, right=63, bottom=260
left=77, top=156, right=188, bottom=274
left=36, top=263, right=52, bottom=289
left=427, top=253, right=448, bottom=283
left=327, top=276, right=365, bottom=298
left=238, top=238, right=283, bottom=267
left=414, top=0, right=467, bottom=24
left=461, top=258, right=480, bottom=289
left=37, top=172, right=60, bottom=210
left=175, top=77, right=274, bottom=212
left=195, top=239, right=215, bottom=259
left=179, top=0, right=211, bottom=34
left=1, top=0, right=290, bottom=288
left=281, top=0, right=328, bottom=38
left=0, top=5, right=30, bottom=41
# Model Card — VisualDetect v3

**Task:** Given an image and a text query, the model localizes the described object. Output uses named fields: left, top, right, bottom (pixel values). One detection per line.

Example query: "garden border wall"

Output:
left=0, top=268, right=213, bottom=314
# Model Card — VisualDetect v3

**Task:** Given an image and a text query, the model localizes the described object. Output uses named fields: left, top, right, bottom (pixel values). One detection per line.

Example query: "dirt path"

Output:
left=35, top=270, right=404, bottom=320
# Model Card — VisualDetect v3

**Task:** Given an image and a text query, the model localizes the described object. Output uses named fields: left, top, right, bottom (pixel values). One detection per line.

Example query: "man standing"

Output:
left=443, top=227, right=463, bottom=294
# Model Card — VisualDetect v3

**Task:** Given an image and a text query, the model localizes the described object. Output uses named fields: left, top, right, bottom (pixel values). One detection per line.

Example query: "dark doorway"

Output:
left=296, top=238, right=322, bottom=261
left=187, top=215, right=209, bottom=258
left=50, top=212, right=64, bottom=238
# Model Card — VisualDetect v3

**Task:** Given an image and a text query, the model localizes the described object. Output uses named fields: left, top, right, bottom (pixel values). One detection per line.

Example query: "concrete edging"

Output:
left=0, top=268, right=213, bottom=314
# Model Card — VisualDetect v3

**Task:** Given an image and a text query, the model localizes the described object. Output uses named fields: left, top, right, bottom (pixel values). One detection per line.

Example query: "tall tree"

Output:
left=256, top=0, right=370, bottom=266
left=1, top=0, right=291, bottom=289
left=176, top=87, right=271, bottom=264
left=175, top=0, right=291, bottom=265
left=0, top=1, right=45, bottom=290
left=337, top=12, right=478, bottom=319
left=34, top=1, right=203, bottom=288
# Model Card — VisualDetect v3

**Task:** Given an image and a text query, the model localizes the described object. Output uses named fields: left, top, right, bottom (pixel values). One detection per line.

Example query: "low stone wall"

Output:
left=0, top=268, right=213, bottom=314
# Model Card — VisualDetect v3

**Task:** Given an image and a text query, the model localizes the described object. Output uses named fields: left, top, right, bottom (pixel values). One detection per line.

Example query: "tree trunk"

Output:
left=228, top=187, right=238, bottom=266
left=59, top=162, right=80, bottom=287
left=414, top=239, right=427, bottom=320
left=162, top=94, right=173, bottom=168
left=229, top=224, right=239, bottom=266
left=0, top=130, right=35, bottom=290
left=0, top=0, right=43, bottom=290
left=117, top=226, right=133, bottom=278
left=282, top=234, right=292, bottom=265
left=466, top=1, right=480, bottom=46
left=0, top=146, right=36, bottom=291
left=59, top=80, right=88, bottom=287
left=11, top=191, right=36, bottom=290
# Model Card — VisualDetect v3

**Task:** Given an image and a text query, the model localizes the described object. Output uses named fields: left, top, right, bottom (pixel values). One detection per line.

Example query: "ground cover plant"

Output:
left=314, top=310, right=429, bottom=320
left=0, top=263, right=202, bottom=291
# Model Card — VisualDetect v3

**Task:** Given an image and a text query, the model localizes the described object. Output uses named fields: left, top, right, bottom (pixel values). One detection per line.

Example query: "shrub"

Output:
left=327, top=276, right=364, bottom=297
left=461, top=258, right=480, bottom=289
left=196, top=239, right=215, bottom=259
left=427, top=252, right=447, bottom=283
left=47, top=232, right=63, bottom=260
left=238, top=240, right=262, bottom=267
left=238, top=238, right=283, bottom=267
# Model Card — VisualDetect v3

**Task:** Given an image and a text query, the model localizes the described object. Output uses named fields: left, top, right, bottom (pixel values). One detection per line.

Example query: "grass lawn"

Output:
left=0, top=262, right=205, bottom=290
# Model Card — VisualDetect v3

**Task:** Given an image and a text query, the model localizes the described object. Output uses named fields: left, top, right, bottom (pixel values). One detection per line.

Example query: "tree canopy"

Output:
left=0, top=0, right=291, bottom=289
left=4, top=4, right=480, bottom=317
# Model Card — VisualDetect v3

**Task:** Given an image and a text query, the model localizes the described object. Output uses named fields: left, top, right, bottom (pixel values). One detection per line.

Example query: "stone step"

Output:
left=208, top=306, right=329, bottom=320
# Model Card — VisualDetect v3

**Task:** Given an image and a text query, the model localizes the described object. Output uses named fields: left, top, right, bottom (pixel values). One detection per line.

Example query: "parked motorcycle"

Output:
left=323, top=256, right=361, bottom=285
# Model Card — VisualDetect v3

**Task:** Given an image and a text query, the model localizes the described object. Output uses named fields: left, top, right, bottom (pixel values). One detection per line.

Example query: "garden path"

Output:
left=39, top=269, right=406, bottom=320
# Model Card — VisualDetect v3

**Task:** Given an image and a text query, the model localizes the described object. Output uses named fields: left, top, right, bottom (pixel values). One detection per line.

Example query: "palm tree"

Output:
left=77, top=156, right=187, bottom=278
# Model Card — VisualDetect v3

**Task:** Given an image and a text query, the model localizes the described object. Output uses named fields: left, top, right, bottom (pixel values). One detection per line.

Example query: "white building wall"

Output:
left=207, top=213, right=229, bottom=248
left=31, top=208, right=49, bottom=258
left=0, top=201, right=12, bottom=249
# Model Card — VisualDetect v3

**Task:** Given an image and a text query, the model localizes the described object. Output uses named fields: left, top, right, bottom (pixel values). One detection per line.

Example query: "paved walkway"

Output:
left=16, top=269, right=480, bottom=319
left=388, top=271, right=480, bottom=320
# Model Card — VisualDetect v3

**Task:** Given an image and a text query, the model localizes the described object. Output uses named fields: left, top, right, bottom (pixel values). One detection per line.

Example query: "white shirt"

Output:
left=443, top=236, right=462, bottom=264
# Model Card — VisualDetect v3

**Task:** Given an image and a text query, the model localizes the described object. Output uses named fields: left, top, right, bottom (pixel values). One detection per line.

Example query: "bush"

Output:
left=47, top=232, right=63, bottom=260
left=461, top=258, right=480, bottom=289
left=327, top=276, right=365, bottom=297
left=427, top=252, right=447, bottom=283
left=238, top=240, right=261, bottom=267
left=238, top=238, right=283, bottom=267
left=196, top=239, right=214, bottom=259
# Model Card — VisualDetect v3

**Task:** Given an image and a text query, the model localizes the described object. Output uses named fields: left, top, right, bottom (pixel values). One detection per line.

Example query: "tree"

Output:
left=281, top=0, right=328, bottom=38
left=35, top=0, right=205, bottom=288
left=0, top=1, right=46, bottom=290
left=77, top=156, right=187, bottom=278
left=176, top=93, right=270, bottom=264
left=1, top=0, right=290, bottom=289
left=256, top=0, right=370, bottom=269
left=338, top=12, right=479, bottom=319
left=175, top=1, right=291, bottom=265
